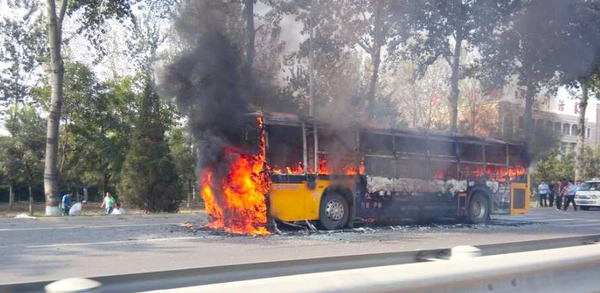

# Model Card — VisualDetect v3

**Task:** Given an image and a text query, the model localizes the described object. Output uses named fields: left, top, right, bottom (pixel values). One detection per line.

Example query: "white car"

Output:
left=575, top=180, right=600, bottom=210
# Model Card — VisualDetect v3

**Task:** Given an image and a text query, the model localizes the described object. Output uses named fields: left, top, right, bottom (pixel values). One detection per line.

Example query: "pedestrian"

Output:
left=538, top=180, right=549, bottom=207
left=111, top=203, right=125, bottom=215
left=100, top=192, right=116, bottom=215
left=563, top=180, right=578, bottom=211
left=557, top=180, right=566, bottom=210
left=548, top=181, right=556, bottom=207
left=61, top=191, right=72, bottom=216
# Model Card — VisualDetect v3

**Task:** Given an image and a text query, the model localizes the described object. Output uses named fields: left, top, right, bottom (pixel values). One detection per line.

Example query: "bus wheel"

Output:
left=319, top=192, right=349, bottom=230
left=468, top=193, right=490, bottom=224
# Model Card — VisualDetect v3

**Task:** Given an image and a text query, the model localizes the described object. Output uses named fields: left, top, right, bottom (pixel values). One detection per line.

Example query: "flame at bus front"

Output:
left=199, top=118, right=271, bottom=236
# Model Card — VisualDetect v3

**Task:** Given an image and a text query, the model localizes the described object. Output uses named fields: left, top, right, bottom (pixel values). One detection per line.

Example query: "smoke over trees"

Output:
left=6, top=0, right=600, bottom=213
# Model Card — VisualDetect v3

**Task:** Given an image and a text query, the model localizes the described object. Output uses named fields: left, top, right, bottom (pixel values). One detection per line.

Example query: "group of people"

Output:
left=60, top=191, right=124, bottom=215
left=537, top=180, right=582, bottom=211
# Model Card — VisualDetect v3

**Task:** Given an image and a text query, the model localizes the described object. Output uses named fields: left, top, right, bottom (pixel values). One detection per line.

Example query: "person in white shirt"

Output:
left=111, top=203, right=125, bottom=215
left=538, top=181, right=549, bottom=207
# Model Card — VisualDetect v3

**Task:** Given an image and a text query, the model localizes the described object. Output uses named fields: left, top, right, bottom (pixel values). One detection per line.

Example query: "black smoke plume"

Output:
left=161, top=0, right=249, bottom=208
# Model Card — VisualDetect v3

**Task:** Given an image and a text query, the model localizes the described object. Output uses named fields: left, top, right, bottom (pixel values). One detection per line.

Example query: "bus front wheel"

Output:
left=468, top=193, right=490, bottom=224
left=319, top=192, right=349, bottom=230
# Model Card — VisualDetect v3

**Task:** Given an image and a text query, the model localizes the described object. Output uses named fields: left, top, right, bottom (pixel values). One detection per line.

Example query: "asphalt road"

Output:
left=1, top=207, right=600, bottom=285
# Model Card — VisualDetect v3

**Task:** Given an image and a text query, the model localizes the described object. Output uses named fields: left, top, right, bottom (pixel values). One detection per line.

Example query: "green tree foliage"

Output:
left=118, top=79, right=182, bottom=212
left=32, top=62, right=138, bottom=195
left=167, top=127, right=196, bottom=207
left=0, top=0, right=46, bottom=108
left=536, top=147, right=600, bottom=183
left=1, top=105, right=46, bottom=214
left=43, top=0, right=141, bottom=213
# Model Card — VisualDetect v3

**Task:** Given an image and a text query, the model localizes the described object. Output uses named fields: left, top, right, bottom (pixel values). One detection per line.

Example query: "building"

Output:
left=498, top=88, right=597, bottom=152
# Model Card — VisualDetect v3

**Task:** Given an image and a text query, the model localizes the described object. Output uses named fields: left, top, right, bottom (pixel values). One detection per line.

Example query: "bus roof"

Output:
left=249, top=110, right=525, bottom=148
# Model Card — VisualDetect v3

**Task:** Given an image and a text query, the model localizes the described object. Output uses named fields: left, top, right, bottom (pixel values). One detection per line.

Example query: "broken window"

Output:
left=266, top=125, right=304, bottom=173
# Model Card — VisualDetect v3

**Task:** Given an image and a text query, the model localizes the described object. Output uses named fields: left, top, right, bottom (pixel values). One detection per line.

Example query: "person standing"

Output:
left=548, top=181, right=556, bottom=207
left=563, top=180, right=578, bottom=211
left=557, top=180, right=566, bottom=210
left=61, top=192, right=72, bottom=216
left=538, top=180, right=549, bottom=207
left=100, top=192, right=116, bottom=215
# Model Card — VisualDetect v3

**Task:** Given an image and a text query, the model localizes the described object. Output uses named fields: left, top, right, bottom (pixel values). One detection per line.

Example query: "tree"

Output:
left=395, top=0, right=517, bottom=133
left=43, top=0, right=138, bottom=215
left=118, top=78, right=182, bottom=212
left=0, top=0, right=46, bottom=109
left=0, top=134, right=24, bottom=210
left=168, top=127, right=196, bottom=208
left=333, top=0, right=400, bottom=120
left=556, top=1, right=600, bottom=181
left=3, top=105, right=46, bottom=215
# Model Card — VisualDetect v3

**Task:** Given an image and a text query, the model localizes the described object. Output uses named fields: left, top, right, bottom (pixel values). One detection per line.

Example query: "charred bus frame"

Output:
left=245, top=112, right=530, bottom=230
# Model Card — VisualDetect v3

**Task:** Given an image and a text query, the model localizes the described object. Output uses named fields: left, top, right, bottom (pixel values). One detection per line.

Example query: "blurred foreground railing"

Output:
left=161, top=242, right=600, bottom=293
left=2, top=234, right=600, bottom=293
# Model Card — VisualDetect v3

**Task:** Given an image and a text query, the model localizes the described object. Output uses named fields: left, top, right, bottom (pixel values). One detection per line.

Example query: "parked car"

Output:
left=575, top=180, right=600, bottom=210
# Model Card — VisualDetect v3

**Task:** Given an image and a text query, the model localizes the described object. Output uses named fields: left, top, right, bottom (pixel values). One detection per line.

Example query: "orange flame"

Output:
left=199, top=117, right=271, bottom=235
left=272, top=156, right=364, bottom=176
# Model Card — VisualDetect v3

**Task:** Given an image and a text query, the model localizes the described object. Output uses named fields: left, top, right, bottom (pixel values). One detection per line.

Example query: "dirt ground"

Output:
left=0, top=201, right=204, bottom=218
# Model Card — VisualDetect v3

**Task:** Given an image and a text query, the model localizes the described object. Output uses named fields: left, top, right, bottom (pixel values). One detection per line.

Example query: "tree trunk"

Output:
left=44, top=0, right=67, bottom=216
left=575, top=79, right=589, bottom=181
left=245, top=0, right=255, bottom=105
left=29, top=186, right=34, bottom=216
left=192, top=182, right=196, bottom=203
left=449, top=32, right=463, bottom=133
left=524, top=74, right=535, bottom=151
left=366, top=0, right=383, bottom=121
left=187, top=181, right=192, bottom=209
left=103, top=173, right=110, bottom=196
left=83, top=187, right=88, bottom=202
left=8, top=185, right=14, bottom=210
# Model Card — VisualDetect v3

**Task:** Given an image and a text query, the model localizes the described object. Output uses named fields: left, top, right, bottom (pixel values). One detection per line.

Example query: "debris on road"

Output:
left=14, top=213, right=37, bottom=220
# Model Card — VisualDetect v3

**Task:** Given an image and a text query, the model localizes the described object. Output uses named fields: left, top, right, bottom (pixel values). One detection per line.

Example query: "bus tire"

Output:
left=319, top=192, right=350, bottom=230
left=468, top=193, right=490, bottom=224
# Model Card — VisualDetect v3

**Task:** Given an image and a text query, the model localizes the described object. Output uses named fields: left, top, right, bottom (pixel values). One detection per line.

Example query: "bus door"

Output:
left=490, top=181, right=530, bottom=215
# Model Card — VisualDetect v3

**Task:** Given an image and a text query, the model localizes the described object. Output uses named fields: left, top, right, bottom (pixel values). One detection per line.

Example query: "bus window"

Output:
left=361, top=132, right=393, bottom=154
left=458, top=143, right=483, bottom=162
left=395, top=135, right=427, bottom=156
left=266, top=125, right=304, bottom=174
left=428, top=139, right=455, bottom=158
left=485, top=145, right=506, bottom=164
left=431, top=161, right=458, bottom=179
left=364, top=156, right=395, bottom=177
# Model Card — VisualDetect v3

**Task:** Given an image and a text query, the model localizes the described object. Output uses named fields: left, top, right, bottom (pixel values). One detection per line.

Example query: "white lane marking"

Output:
left=533, top=218, right=579, bottom=222
left=0, top=223, right=183, bottom=232
left=26, top=236, right=200, bottom=248
left=556, top=223, right=600, bottom=228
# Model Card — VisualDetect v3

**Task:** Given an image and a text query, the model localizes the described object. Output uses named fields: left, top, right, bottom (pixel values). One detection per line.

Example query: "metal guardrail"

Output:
left=2, top=234, right=600, bottom=293
left=166, top=242, right=600, bottom=293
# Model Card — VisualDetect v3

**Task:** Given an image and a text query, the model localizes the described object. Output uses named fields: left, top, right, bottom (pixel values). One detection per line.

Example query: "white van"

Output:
left=575, top=180, right=600, bottom=210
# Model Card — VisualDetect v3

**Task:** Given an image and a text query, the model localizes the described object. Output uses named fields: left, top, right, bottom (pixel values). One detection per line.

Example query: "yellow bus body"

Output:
left=269, top=179, right=354, bottom=222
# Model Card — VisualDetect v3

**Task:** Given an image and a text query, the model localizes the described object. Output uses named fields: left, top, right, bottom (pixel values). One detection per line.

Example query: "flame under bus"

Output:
left=246, top=112, right=530, bottom=230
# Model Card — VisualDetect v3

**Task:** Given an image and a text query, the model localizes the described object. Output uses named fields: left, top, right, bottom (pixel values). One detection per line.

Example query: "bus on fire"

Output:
left=241, top=111, right=530, bottom=230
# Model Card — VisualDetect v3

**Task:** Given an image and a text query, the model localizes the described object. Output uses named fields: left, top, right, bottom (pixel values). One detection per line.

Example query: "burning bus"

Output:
left=200, top=111, right=530, bottom=234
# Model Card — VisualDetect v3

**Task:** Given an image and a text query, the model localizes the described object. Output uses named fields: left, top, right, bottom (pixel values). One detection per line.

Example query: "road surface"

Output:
left=1, top=207, right=599, bottom=284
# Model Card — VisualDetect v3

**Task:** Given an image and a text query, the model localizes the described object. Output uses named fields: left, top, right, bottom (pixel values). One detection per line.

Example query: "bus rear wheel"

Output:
left=319, top=192, right=349, bottom=230
left=468, top=193, right=490, bottom=224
